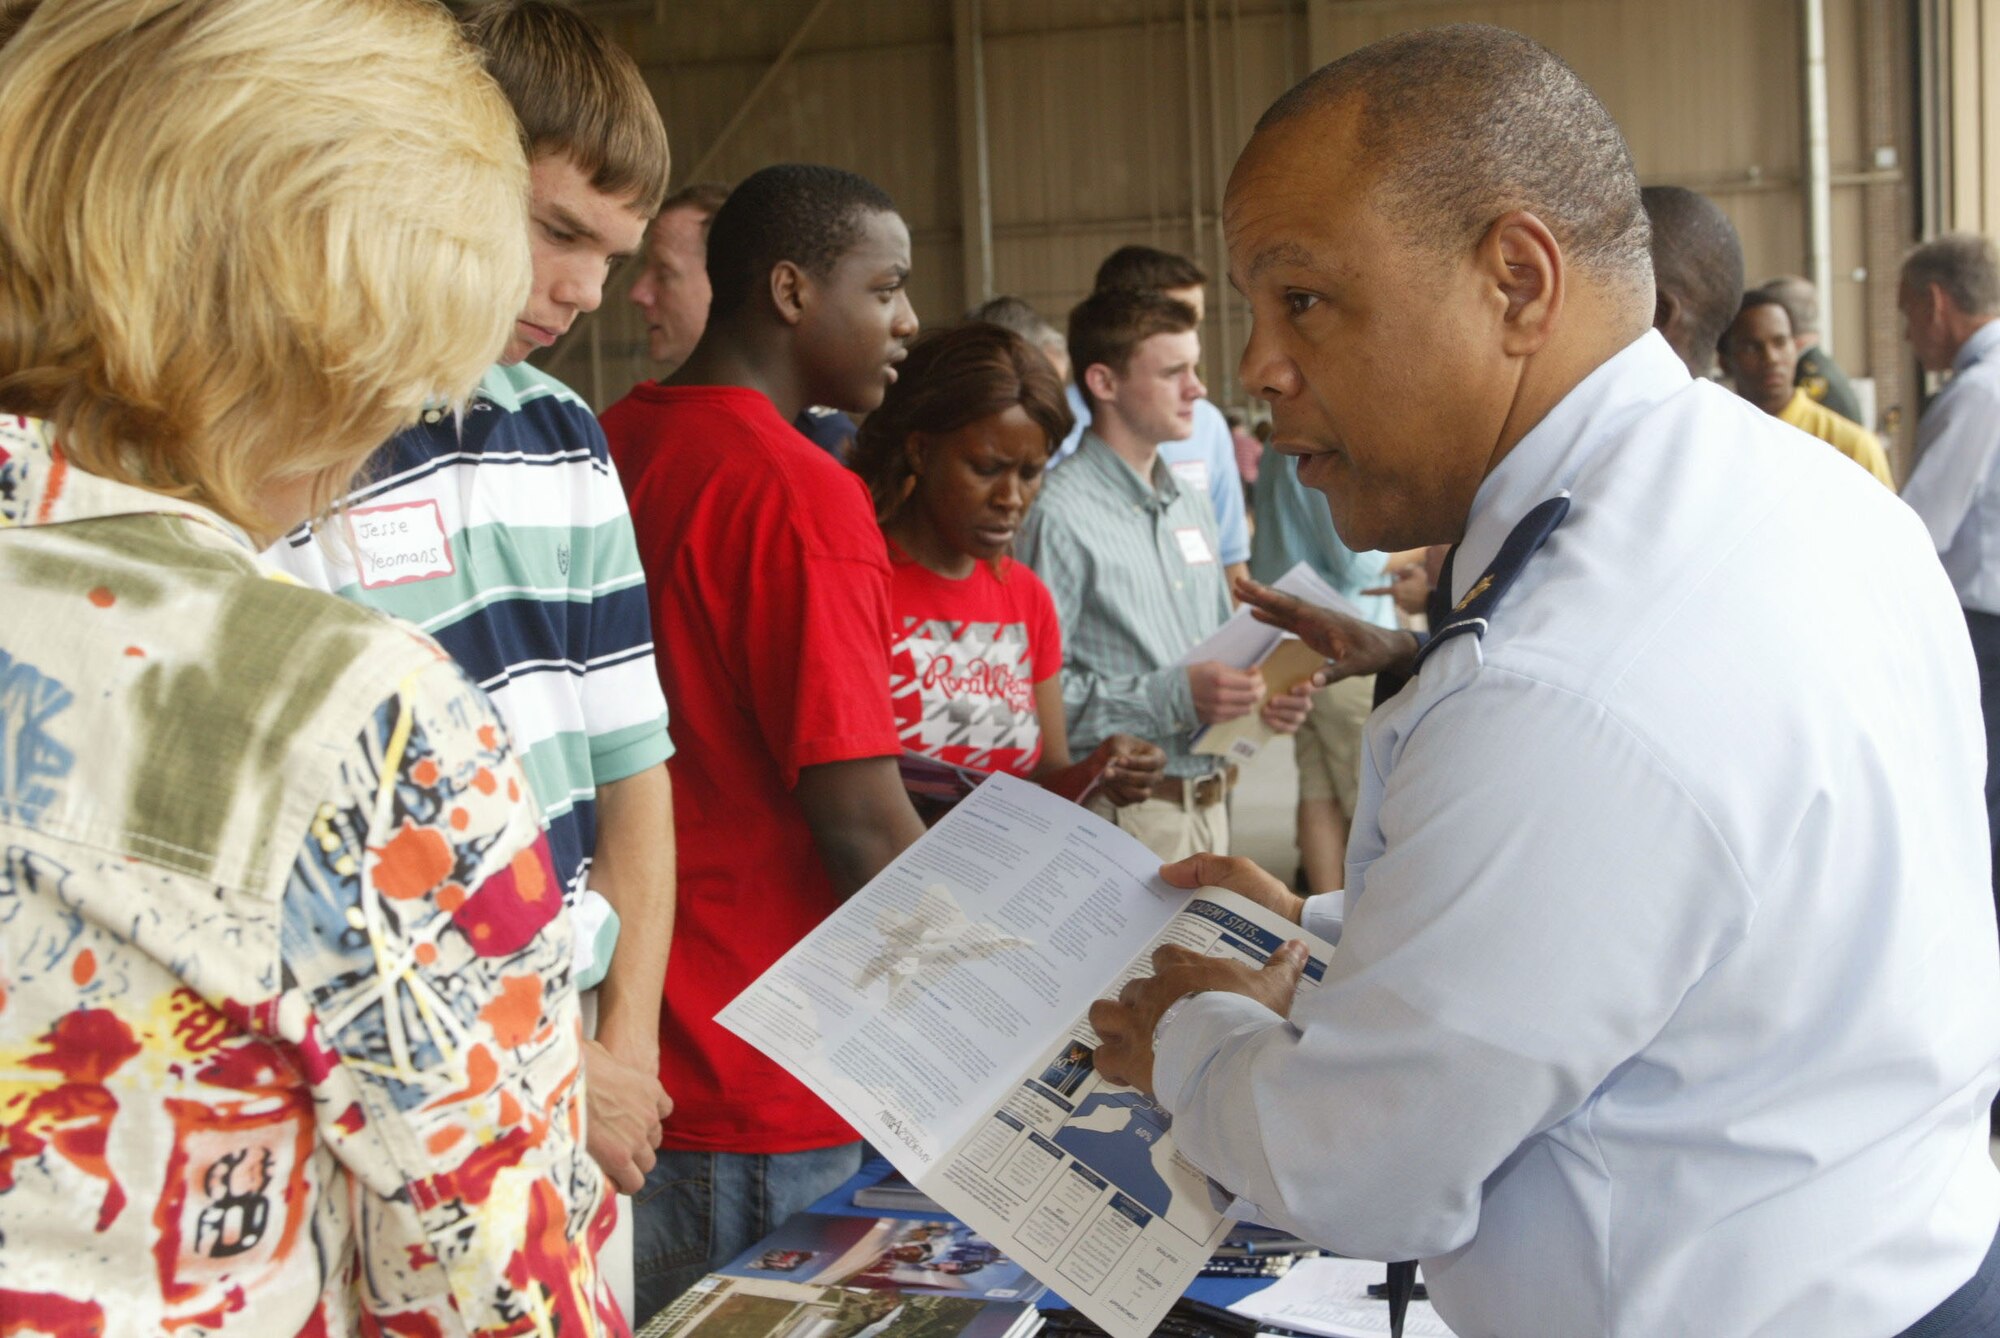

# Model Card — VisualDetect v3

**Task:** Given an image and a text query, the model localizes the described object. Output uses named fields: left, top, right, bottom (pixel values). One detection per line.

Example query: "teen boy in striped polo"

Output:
left=266, top=0, right=676, bottom=1200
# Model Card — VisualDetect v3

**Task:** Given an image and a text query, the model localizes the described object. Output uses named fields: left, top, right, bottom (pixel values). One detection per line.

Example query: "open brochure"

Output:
left=1184, top=562, right=1363, bottom=764
left=718, top=774, right=1336, bottom=1338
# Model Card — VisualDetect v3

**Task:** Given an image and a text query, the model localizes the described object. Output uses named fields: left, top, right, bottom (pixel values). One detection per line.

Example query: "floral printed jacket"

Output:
left=0, top=417, right=621, bottom=1336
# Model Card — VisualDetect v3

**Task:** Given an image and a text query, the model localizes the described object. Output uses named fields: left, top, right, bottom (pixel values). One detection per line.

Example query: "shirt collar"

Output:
left=1953, top=319, right=2000, bottom=374
left=0, top=414, right=256, bottom=551
left=1449, top=329, right=1690, bottom=605
left=1075, top=429, right=1185, bottom=510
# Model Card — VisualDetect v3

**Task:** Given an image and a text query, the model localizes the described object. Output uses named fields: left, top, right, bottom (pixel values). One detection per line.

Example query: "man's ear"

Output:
left=1929, top=280, right=1954, bottom=327
left=1482, top=210, right=1564, bottom=358
left=1653, top=288, right=1681, bottom=340
left=770, top=259, right=809, bottom=328
left=902, top=431, right=926, bottom=476
left=1083, top=361, right=1119, bottom=408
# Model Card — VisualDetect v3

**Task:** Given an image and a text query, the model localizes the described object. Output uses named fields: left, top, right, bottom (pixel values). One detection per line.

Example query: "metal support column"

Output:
left=1184, top=0, right=1206, bottom=382
left=953, top=0, right=994, bottom=308
left=1802, top=0, right=1837, bottom=354
left=1207, top=0, right=1234, bottom=407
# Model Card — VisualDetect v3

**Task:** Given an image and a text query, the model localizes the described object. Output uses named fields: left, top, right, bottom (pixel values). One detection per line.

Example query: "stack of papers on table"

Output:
left=1226, top=1257, right=1458, bottom=1337
left=717, top=1211, right=1044, bottom=1304
left=637, top=1274, right=1044, bottom=1338
left=638, top=1202, right=1044, bottom=1338
left=851, top=1165, right=948, bottom=1215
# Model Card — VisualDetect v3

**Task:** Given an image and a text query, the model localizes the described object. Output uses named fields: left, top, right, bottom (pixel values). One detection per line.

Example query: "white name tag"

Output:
left=346, top=500, right=455, bottom=589
left=1169, top=459, right=1211, bottom=494
left=1174, top=526, right=1216, bottom=566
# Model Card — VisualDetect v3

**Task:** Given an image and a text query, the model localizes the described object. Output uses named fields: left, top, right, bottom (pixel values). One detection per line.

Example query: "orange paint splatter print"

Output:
left=479, top=974, right=544, bottom=1050
left=370, top=821, right=454, bottom=900
left=0, top=444, right=613, bottom=1338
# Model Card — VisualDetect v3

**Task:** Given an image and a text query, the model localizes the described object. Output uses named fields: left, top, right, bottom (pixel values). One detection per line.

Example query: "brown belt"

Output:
left=1151, top=764, right=1238, bottom=808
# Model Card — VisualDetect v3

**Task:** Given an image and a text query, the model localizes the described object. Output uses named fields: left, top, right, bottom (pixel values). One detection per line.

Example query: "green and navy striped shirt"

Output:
left=267, top=362, right=673, bottom=902
left=1016, top=431, right=1231, bottom=778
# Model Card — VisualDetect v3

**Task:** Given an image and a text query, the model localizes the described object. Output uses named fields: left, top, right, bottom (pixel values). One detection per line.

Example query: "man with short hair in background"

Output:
left=1019, top=288, right=1310, bottom=862
left=1248, top=453, right=1396, bottom=894
left=1899, top=235, right=2000, bottom=1126
left=630, top=179, right=730, bottom=374
left=1055, top=245, right=1252, bottom=589
left=1719, top=289, right=1893, bottom=486
left=1641, top=184, right=1744, bottom=379
left=968, top=293, right=1073, bottom=384
left=627, top=176, right=857, bottom=458
left=1765, top=272, right=1866, bottom=424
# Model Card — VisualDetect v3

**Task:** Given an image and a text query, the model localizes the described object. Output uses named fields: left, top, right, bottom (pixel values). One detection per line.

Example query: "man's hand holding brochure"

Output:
left=1185, top=562, right=1362, bottom=763
left=718, top=775, right=1336, bottom=1338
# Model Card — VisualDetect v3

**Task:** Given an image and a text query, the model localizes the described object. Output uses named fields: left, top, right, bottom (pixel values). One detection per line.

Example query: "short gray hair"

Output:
left=967, top=295, right=1060, bottom=347
left=1257, top=24, right=1651, bottom=292
left=1901, top=234, right=2000, bottom=318
left=1761, top=275, right=1820, bottom=334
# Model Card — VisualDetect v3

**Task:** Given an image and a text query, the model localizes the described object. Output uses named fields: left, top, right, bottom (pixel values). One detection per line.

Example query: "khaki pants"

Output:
left=1089, top=785, right=1231, bottom=862
left=1295, top=674, right=1375, bottom=818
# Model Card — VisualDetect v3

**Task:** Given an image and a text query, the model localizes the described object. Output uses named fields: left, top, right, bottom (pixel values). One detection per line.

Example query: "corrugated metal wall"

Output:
left=550, top=0, right=1915, bottom=449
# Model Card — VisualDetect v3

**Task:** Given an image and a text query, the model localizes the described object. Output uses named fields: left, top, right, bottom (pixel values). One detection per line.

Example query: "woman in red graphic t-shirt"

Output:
left=853, top=321, right=1164, bottom=815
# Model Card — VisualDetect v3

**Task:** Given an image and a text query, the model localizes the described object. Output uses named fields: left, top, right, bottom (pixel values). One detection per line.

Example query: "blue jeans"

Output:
left=1896, top=1217, right=2000, bottom=1337
left=629, top=1141, right=864, bottom=1326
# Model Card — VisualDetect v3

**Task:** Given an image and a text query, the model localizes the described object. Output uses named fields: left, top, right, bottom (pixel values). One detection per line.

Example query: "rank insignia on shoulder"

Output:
left=1412, top=491, right=1571, bottom=676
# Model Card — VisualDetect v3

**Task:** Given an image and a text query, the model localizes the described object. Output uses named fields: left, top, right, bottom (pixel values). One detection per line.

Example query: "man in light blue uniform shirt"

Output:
left=1089, top=27, right=2000, bottom=1337
left=1052, top=246, right=1250, bottom=585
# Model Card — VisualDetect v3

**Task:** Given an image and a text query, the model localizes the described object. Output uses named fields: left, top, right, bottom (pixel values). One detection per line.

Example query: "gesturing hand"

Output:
left=1088, top=941, right=1311, bottom=1097
left=582, top=1038, right=674, bottom=1195
left=1233, top=577, right=1419, bottom=684
left=1188, top=660, right=1263, bottom=724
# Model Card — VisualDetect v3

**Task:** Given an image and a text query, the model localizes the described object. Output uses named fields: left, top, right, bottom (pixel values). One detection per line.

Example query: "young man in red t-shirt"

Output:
left=600, top=164, right=928, bottom=1323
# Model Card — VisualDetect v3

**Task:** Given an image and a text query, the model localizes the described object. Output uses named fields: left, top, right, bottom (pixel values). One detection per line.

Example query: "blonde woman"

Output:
left=0, top=1, right=617, bottom=1333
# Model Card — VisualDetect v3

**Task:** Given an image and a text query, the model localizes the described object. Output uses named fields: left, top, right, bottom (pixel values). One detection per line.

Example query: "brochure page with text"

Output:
left=718, top=774, right=1335, bottom=1338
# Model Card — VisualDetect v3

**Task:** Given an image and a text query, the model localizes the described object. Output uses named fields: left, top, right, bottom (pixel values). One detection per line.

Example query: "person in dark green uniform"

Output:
left=1764, top=273, right=1866, bottom=425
